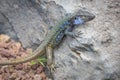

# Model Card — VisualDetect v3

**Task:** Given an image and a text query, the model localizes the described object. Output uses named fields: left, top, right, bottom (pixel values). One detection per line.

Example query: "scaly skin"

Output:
left=0, top=10, right=95, bottom=65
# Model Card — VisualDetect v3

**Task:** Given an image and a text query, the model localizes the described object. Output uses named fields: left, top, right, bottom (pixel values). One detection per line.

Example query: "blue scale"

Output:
left=74, top=17, right=84, bottom=25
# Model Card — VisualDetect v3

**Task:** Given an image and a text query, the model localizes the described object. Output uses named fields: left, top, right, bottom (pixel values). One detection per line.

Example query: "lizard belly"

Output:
left=49, top=29, right=65, bottom=48
left=53, top=31, right=65, bottom=47
left=49, top=21, right=69, bottom=47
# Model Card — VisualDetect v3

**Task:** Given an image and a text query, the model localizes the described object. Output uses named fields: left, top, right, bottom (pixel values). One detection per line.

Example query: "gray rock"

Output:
left=52, top=0, right=120, bottom=80
left=0, top=0, right=66, bottom=48
left=0, top=0, right=120, bottom=80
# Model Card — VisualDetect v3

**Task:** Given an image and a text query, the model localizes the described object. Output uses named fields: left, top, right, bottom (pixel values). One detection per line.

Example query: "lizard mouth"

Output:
left=78, top=14, right=95, bottom=22
left=70, top=14, right=95, bottom=26
left=86, top=14, right=95, bottom=21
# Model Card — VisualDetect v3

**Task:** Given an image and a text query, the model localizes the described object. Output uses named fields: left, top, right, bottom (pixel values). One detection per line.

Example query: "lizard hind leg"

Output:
left=46, top=45, right=56, bottom=73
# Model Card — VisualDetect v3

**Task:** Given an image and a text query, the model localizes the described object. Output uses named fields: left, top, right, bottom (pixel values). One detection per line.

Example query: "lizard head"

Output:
left=68, top=10, right=95, bottom=26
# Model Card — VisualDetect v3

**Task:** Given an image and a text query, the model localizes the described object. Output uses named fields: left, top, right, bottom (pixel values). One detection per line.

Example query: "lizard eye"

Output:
left=73, top=16, right=84, bottom=25
left=75, top=17, right=79, bottom=20
left=74, top=17, right=77, bottom=19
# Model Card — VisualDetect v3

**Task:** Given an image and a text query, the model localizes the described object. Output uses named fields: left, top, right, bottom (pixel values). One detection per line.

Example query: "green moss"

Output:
left=30, top=56, right=47, bottom=66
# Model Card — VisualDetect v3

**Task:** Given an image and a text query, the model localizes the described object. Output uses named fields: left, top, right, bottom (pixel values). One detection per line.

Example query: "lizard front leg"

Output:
left=65, top=27, right=82, bottom=38
left=65, top=26, right=94, bottom=51
left=46, top=45, right=55, bottom=73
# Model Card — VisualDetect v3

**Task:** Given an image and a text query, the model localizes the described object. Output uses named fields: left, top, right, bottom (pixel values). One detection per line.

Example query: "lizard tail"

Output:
left=0, top=21, right=57, bottom=66
left=0, top=43, right=46, bottom=66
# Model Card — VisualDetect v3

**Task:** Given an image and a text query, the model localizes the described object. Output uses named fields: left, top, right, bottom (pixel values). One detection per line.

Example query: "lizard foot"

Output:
left=47, top=64, right=56, bottom=73
left=73, top=31, right=83, bottom=38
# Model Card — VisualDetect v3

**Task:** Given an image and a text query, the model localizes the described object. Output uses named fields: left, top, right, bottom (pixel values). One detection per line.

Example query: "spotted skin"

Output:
left=0, top=10, right=95, bottom=72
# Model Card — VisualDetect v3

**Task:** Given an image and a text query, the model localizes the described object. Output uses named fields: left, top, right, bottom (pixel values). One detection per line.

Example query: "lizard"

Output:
left=0, top=10, right=95, bottom=71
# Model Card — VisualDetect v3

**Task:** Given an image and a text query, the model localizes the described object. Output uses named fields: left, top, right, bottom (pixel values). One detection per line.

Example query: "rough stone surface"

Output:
left=0, top=0, right=66, bottom=49
left=0, top=0, right=120, bottom=80
left=52, top=0, right=120, bottom=80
